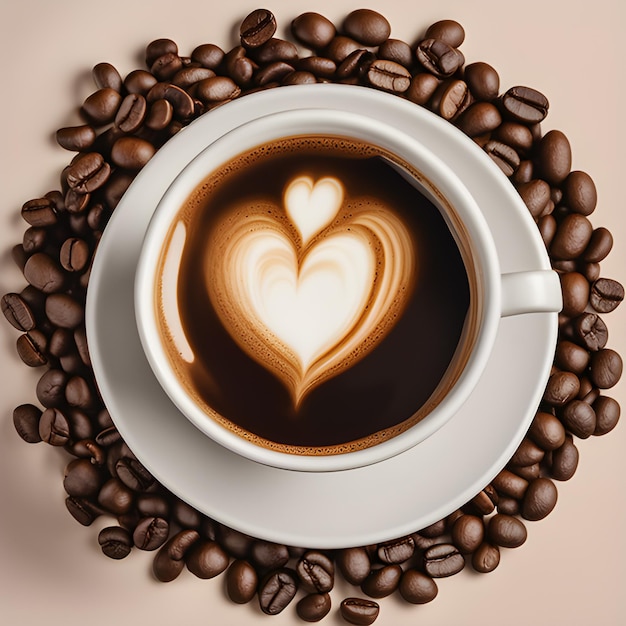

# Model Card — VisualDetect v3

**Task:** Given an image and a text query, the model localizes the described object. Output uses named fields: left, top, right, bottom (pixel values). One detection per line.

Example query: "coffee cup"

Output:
left=135, top=88, right=562, bottom=472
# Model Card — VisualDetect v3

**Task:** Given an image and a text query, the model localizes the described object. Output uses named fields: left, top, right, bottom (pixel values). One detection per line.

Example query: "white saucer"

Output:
left=86, top=85, right=557, bottom=548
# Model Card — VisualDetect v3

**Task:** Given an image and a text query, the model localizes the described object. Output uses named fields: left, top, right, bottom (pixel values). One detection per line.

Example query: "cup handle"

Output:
left=500, top=270, right=562, bottom=317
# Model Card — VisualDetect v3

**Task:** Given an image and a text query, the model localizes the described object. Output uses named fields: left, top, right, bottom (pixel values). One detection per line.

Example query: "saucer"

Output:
left=86, top=85, right=557, bottom=548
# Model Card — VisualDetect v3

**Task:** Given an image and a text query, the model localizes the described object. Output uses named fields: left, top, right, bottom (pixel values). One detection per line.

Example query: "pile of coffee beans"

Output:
left=4, top=8, right=623, bottom=624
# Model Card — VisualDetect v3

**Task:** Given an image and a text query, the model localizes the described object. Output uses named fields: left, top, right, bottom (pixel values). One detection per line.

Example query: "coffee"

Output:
left=155, top=135, right=471, bottom=454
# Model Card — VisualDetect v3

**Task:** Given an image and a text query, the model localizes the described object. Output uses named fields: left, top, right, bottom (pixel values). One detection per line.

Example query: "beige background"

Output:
left=1, top=0, right=624, bottom=624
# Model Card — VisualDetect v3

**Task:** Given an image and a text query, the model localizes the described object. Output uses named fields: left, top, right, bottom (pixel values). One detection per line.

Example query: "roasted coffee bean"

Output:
left=240, top=9, right=276, bottom=48
left=218, top=525, right=252, bottom=558
left=81, top=88, right=122, bottom=124
left=555, top=340, right=590, bottom=374
left=513, top=160, right=535, bottom=186
left=56, top=125, right=97, bottom=151
left=537, top=130, right=571, bottom=185
left=560, top=272, right=590, bottom=318
left=416, top=38, right=461, bottom=78
left=2, top=293, right=36, bottom=331
left=145, top=99, right=173, bottom=130
left=226, top=559, right=258, bottom=603
left=185, top=539, right=229, bottom=578
left=251, top=540, right=290, bottom=571
left=561, top=171, right=596, bottom=217
left=297, top=551, right=334, bottom=592
left=281, top=70, right=317, bottom=85
left=65, top=496, right=102, bottom=526
left=36, top=369, right=68, bottom=408
left=66, top=152, right=110, bottom=193
left=573, top=313, right=608, bottom=351
left=38, top=406, right=70, bottom=445
left=451, top=515, right=484, bottom=553
left=550, top=434, right=579, bottom=480
left=341, top=598, right=380, bottom=625
left=511, top=437, right=545, bottom=467
left=377, top=38, right=413, bottom=68
left=146, top=82, right=195, bottom=118
left=589, top=348, right=622, bottom=388
left=559, top=400, right=596, bottom=438
left=258, top=568, right=298, bottom=615
left=115, top=456, right=155, bottom=492
left=398, top=569, right=438, bottom=604
left=377, top=535, right=415, bottom=564
left=424, top=19, right=465, bottom=47
left=96, top=425, right=121, bottom=448
left=583, top=227, right=613, bottom=263
left=468, top=485, right=498, bottom=515
left=23, top=227, right=47, bottom=254
left=98, top=478, right=134, bottom=515
left=172, top=66, right=215, bottom=89
left=124, top=69, right=158, bottom=95
left=581, top=261, right=602, bottom=284
left=494, top=122, right=533, bottom=155
left=45, top=293, right=84, bottom=329
left=59, top=238, right=89, bottom=272
left=24, top=253, right=66, bottom=293
left=114, top=93, right=147, bottom=133
left=455, top=101, right=501, bottom=137
left=171, top=498, right=202, bottom=529
left=153, top=529, right=200, bottom=582
left=136, top=494, right=170, bottom=518
left=48, top=328, right=73, bottom=357
left=517, top=179, right=551, bottom=218
left=253, top=61, right=295, bottom=86
left=64, top=188, right=90, bottom=214
left=291, top=12, right=336, bottom=50
left=296, top=592, right=331, bottom=622
left=487, top=514, right=527, bottom=548
left=577, top=377, right=600, bottom=404
left=590, top=278, right=624, bottom=313
left=336, top=49, right=371, bottom=79
left=191, top=43, right=225, bottom=69
left=419, top=518, right=446, bottom=538
left=361, top=565, right=402, bottom=598
left=543, top=370, right=580, bottom=405
left=509, top=462, right=540, bottom=481
left=471, top=542, right=500, bottom=573
left=492, top=468, right=529, bottom=499
left=66, top=408, right=92, bottom=441
left=224, top=46, right=255, bottom=87
left=593, top=395, right=620, bottom=435
left=63, top=458, right=102, bottom=497
left=13, top=404, right=42, bottom=443
left=146, top=39, right=178, bottom=67
left=21, top=197, right=58, bottom=227
left=324, top=36, right=362, bottom=63
left=437, top=79, right=471, bottom=120
left=502, top=86, right=549, bottom=123
left=521, top=477, right=558, bottom=521
left=423, top=544, right=465, bottom=578
left=92, top=62, right=122, bottom=91
left=343, top=9, right=390, bottom=46
left=401, top=73, right=436, bottom=105
left=111, top=137, right=155, bottom=170
left=296, top=56, right=336, bottom=78
left=196, top=76, right=241, bottom=104
left=337, top=547, right=371, bottom=585
left=499, top=495, right=522, bottom=515
left=98, top=526, right=132, bottom=559
left=251, top=37, right=298, bottom=64
left=69, top=439, right=105, bottom=465
left=483, top=140, right=520, bottom=176
left=464, top=61, right=499, bottom=101
left=529, top=411, right=566, bottom=450
left=366, top=59, right=411, bottom=93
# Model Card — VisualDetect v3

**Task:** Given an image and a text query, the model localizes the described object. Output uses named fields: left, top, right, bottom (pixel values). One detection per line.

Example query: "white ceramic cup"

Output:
left=135, top=99, right=562, bottom=473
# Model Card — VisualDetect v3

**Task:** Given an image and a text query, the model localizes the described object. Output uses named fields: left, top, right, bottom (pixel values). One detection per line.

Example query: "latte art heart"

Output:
left=205, top=175, right=416, bottom=408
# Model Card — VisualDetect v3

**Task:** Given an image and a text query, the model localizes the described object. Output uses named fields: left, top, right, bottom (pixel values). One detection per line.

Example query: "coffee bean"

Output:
left=65, top=496, right=102, bottom=526
left=343, top=9, right=390, bottom=47
left=70, top=439, right=105, bottom=465
left=502, top=86, right=549, bottom=123
left=196, top=76, right=241, bottom=104
left=593, top=395, right=620, bottom=435
left=498, top=496, right=521, bottom=516
left=543, top=370, right=580, bottom=406
left=589, top=278, right=623, bottom=313
left=145, top=39, right=177, bottom=67
left=451, top=514, right=484, bottom=553
left=185, top=539, right=229, bottom=578
left=226, top=559, right=258, bottom=603
left=146, top=82, right=195, bottom=119
left=38, top=406, right=70, bottom=444
left=340, top=598, right=379, bottom=625
left=376, top=535, right=415, bottom=564
left=144, top=99, right=172, bottom=130
left=217, top=525, right=252, bottom=558
left=98, top=526, right=132, bottom=559
left=529, top=411, right=566, bottom=451
left=360, top=565, right=401, bottom=598
left=559, top=399, right=596, bottom=438
left=224, top=46, right=255, bottom=87
left=423, top=543, right=465, bottom=577
left=487, top=514, right=527, bottom=548
left=36, top=369, right=68, bottom=409
left=471, top=542, right=500, bottom=573
left=92, top=62, right=122, bottom=91
left=521, top=477, right=558, bottom=521
left=495, top=122, right=534, bottom=156
left=560, top=272, right=590, bottom=318
left=24, top=253, right=66, bottom=293
left=397, top=569, right=438, bottom=604
left=291, top=12, right=336, bottom=50
left=337, top=547, right=371, bottom=585
left=115, top=456, right=155, bottom=492
left=483, top=140, right=520, bottom=176
left=98, top=478, right=134, bottom=515
left=81, top=88, right=122, bottom=125
left=45, top=293, right=84, bottom=329
left=492, top=468, right=529, bottom=499
left=419, top=518, right=447, bottom=538
left=297, top=551, right=334, bottom=593
left=151, top=53, right=184, bottom=81
left=468, top=485, right=499, bottom=515
left=416, top=38, right=461, bottom=78
left=13, top=404, right=42, bottom=443
left=281, top=70, right=317, bottom=86
left=191, top=43, right=224, bottom=69
left=509, top=438, right=545, bottom=466
left=537, top=130, right=572, bottom=185
left=110, top=137, right=155, bottom=170
left=251, top=37, right=298, bottom=64
left=153, top=529, right=200, bottom=582
left=114, top=93, right=147, bottom=133
left=56, top=125, right=97, bottom=152
left=22, top=227, right=46, bottom=254
left=562, top=170, right=597, bottom=215
left=517, top=179, right=551, bottom=218
left=551, top=214, right=593, bottom=260
left=582, top=228, right=612, bottom=264
left=136, top=494, right=170, bottom=518
left=258, top=568, right=298, bottom=615
left=572, top=313, right=608, bottom=351
left=296, top=56, right=336, bottom=78
left=63, top=458, right=102, bottom=497
left=455, top=101, right=502, bottom=137
left=577, top=377, right=600, bottom=404
left=251, top=540, right=290, bottom=571
left=124, top=69, right=158, bottom=95
left=555, top=340, right=590, bottom=375
left=59, top=238, right=89, bottom=272
left=172, top=66, right=215, bottom=89
left=172, top=498, right=202, bottom=529
left=366, top=59, right=411, bottom=93
left=509, top=462, right=540, bottom=481
left=64, top=188, right=90, bottom=214
left=406, top=72, right=440, bottom=105
left=2, top=292, right=36, bottom=331
left=424, top=19, right=465, bottom=47
left=378, top=38, right=413, bottom=68
left=589, top=348, right=622, bottom=389
left=240, top=9, right=276, bottom=49
left=437, top=79, right=471, bottom=120
left=21, top=197, right=58, bottom=227
left=296, top=593, right=332, bottom=622
left=550, top=434, right=579, bottom=480
left=464, top=61, right=499, bottom=101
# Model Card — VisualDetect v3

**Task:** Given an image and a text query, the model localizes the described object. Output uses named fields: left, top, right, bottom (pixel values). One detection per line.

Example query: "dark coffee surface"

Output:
left=167, top=137, right=470, bottom=449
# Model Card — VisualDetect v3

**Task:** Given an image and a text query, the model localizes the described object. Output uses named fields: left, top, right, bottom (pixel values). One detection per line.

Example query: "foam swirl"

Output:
left=205, top=175, right=416, bottom=408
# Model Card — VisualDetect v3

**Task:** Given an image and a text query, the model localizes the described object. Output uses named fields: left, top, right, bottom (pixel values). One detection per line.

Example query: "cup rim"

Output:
left=135, top=106, right=501, bottom=472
